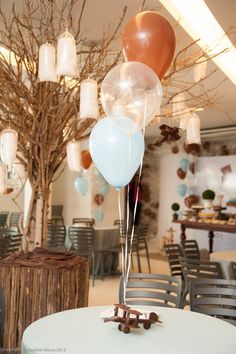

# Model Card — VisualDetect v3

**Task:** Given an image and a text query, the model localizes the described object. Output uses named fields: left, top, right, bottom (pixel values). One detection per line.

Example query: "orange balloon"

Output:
left=121, top=11, right=176, bottom=80
left=81, top=149, right=92, bottom=169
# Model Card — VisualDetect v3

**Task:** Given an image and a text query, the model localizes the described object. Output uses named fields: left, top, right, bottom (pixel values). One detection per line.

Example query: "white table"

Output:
left=22, top=306, right=236, bottom=354
left=210, top=250, right=236, bottom=279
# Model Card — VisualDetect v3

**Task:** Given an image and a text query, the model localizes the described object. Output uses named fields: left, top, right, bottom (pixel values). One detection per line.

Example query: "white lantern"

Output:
left=179, top=113, right=189, bottom=130
left=0, top=128, right=18, bottom=170
left=79, top=79, right=99, bottom=119
left=66, top=140, right=80, bottom=172
left=194, top=58, right=208, bottom=82
left=56, top=30, right=78, bottom=77
left=38, top=43, right=57, bottom=82
left=172, top=93, right=186, bottom=116
left=0, top=163, right=7, bottom=194
left=186, top=112, right=201, bottom=144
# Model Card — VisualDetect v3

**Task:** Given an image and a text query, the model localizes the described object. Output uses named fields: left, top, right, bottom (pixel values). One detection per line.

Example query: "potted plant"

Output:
left=202, top=189, right=215, bottom=208
left=171, top=203, right=180, bottom=220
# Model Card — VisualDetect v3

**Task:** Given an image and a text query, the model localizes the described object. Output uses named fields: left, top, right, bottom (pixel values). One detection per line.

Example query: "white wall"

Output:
left=158, top=152, right=236, bottom=251
left=52, top=163, right=125, bottom=226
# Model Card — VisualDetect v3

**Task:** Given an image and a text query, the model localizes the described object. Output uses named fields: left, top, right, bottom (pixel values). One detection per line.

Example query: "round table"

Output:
left=210, top=250, right=236, bottom=279
left=21, top=306, right=236, bottom=354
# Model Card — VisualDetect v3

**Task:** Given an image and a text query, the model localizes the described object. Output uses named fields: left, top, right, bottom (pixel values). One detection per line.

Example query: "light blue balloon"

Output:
left=180, top=158, right=189, bottom=172
left=188, top=186, right=195, bottom=195
left=177, top=183, right=187, bottom=197
left=89, top=116, right=144, bottom=189
left=74, top=175, right=88, bottom=196
left=99, top=184, right=109, bottom=196
left=95, top=210, right=104, bottom=222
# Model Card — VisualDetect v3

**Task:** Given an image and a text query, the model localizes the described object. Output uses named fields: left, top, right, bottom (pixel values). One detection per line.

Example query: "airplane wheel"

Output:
left=149, top=312, right=158, bottom=322
left=143, top=320, right=151, bottom=329
left=123, top=325, right=130, bottom=334
left=118, top=324, right=122, bottom=331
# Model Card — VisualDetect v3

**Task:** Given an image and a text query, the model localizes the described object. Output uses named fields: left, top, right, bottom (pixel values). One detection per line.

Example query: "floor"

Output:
left=88, top=239, right=170, bottom=306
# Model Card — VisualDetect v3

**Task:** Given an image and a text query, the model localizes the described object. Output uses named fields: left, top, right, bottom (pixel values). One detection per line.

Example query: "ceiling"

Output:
left=1, top=0, right=236, bottom=138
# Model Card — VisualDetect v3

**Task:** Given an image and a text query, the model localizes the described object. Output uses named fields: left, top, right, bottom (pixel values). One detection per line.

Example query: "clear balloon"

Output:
left=101, top=62, right=162, bottom=131
left=74, top=175, right=88, bottom=196
left=89, top=116, right=144, bottom=189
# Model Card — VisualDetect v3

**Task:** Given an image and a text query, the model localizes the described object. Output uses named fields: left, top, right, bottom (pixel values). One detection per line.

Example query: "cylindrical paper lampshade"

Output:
left=80, top=79, right=98, bottom=119
left=38, top=43, right=57, bottom=82
left=179, top=113, right=189, bottom=130
left=194, top=58, right=207, bottom=82
left=56, top=30, right=78, bottom=77
left=0, top=163, right=7, bottom=194
left=186, top=113, right=201, bottom=144
left=66, top=140, right=80, bottom=172
left=0, top=128, right=18, bottom=170
left=172, top=93, right=186, bottom=116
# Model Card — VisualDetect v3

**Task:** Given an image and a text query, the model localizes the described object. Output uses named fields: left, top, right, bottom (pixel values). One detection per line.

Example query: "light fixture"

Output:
left=66, top=140, right=81, bottom=172
left=38, top=43, right=57, bottom=83
left=79, top=79, right=99, bottom=119
left=0, top=128, right=18, bottom=171
left=186, top=112, right=201, bottom=144
left=159, top=0, right=236, bottom=85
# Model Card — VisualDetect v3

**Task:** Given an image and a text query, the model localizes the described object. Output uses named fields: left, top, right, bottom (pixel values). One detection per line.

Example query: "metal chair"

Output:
left=0, top=212, right=9, bottom=228
left=51, top=205, right=64, bottom=225
left=180, top=257, right=224, bottom=306
left=72, top=218, right=95, bottom=226
left=231, top=262, right=236, bottom=280
left=119, top=273, right=182, bottom=308
left=164, top=243, right=184, bottom=278
left=9, top=212, right=22, bottom=231
left=190, top=278, right=236, bottom=326
left=132, top=224, right=151, bottom=273
left=46, top=225, right=66, bottom=251
left=181, top=239, right=200, bottom=260
left=68, top=226, right=96, bottom=286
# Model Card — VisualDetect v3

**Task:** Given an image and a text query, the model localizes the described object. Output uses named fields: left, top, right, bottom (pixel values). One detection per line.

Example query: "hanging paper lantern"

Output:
left=66, top=140, right=80, bottom=172
left=79, top=79, right=98, bottom=119
left=0, top=163, right=7, bottom=194
left=0, top=128, right=18, bottom=170
left=194, top=57, right=207, bottom=82
left=179, top=113, right=189, bottom=130
left=186, top=113, right=201, bottom=145
left=56, top=30, right=78, bottom=77
left=38, top=43, right=57, bottom=82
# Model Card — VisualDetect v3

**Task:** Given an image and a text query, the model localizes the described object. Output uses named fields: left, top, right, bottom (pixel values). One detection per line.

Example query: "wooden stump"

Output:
left=0, top=248, right=90, bottom=349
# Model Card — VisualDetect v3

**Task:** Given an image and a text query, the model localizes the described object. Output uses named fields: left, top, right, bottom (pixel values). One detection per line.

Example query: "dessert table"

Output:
left=21, top=305, right=236, bottom=354
left=173, top=220, right=236, bottom=253
left=210, top=250, right=236, bottom=279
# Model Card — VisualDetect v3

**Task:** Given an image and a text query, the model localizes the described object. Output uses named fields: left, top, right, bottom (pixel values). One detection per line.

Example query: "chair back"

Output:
left=72, top=218, right=95, bottom=227
left=5, top=233, right=22, bottom=257
left=180, top=257, right=223, bottom=283
left=181, top=239, right=200, bottom=260
left=9, top=212, right=22, bottom=230
left=68, top=226, right=95, bottom=256
left=190, top=278, right=236, bottom=326
left=0, top=212, right=9, bottom=228
left=136, top=224, right=149, bottom=245
left=46, top=225, right=66, bottom=250
left=231, top=262, right=236, bottom=280
left=0, top=236, right=10, bottom=259
left=119, top=273, right=182, bottom=308
left=164, top=243, right=184, bottom=277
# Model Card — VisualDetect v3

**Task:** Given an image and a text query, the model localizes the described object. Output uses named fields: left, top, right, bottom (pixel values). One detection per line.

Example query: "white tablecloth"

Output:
left=21, top=306, right=236, bottom=354
left=210, top=250, right=236, bottom=279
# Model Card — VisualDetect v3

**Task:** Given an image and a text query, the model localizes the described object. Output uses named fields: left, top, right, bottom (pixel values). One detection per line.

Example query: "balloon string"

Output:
left=117, top=188, right=126, bottom=304
left=126, top=93, right=147, bottom=283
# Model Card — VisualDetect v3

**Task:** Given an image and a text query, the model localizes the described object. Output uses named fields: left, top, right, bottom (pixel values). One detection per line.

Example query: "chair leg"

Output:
left=92, top=254, right=95, bottom=287
left=145, top=243, right=151, bottom=273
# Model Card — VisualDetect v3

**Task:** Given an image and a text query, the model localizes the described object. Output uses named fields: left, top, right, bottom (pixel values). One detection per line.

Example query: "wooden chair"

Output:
left=181, top=239, right=200, bottom=260
left=190, top=278, right=236, bottom=326
left=164, top=243, right=184, bottom=278
left=119, top=273, right=182, bottom=308
left=180, top=257, right=224, bottom=306
left=68, top=226, right=96, bottom=286
left=72, top=218, right=95, bottom=226
left=46, top=225, right=66, bottom=251
left=231, top=262, right=236, bottom=280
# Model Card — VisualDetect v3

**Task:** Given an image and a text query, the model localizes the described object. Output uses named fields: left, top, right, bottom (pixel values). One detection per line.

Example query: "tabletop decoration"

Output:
left=103, top=304, right=161, bottom=334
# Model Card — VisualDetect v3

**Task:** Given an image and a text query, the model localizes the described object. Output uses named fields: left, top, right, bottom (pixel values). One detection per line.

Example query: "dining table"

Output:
left=210, top=249, right=236, bottom=279
left=21, top=305, right=236, bottom=354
